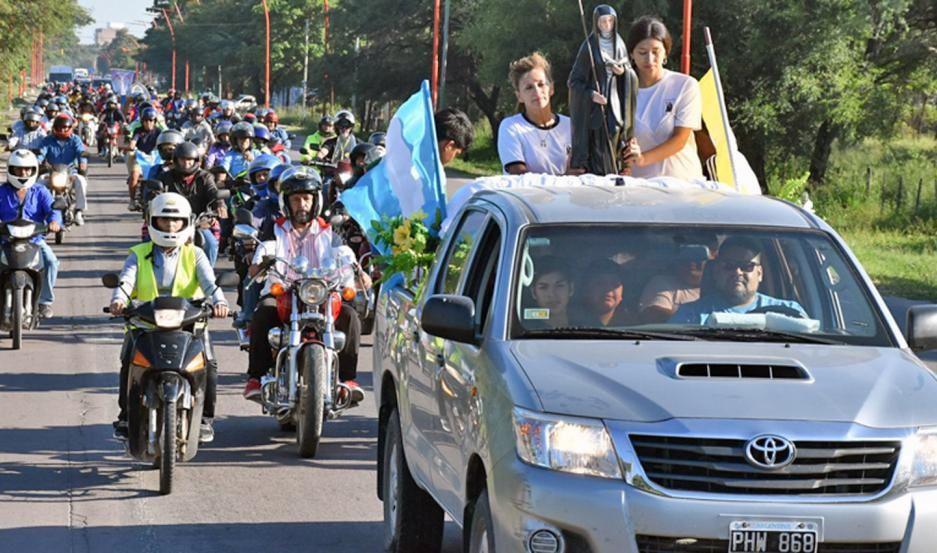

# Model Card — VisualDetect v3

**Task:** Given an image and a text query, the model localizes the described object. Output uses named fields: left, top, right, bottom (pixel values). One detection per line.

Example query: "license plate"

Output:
left=729, top=521, right=820, bottom=553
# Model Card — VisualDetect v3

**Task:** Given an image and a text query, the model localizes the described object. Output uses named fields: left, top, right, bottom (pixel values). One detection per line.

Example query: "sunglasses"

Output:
left=717, top=259, right=761, bottom=273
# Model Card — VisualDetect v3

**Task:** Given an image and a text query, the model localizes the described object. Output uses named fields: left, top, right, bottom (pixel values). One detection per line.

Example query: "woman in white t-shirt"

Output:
left=623, top=17, right=704, bottom=181
left=497, top=52, right=572, bottom=175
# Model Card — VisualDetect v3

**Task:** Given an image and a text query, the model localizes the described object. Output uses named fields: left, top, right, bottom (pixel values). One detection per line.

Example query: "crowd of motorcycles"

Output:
left=3, top=80, right=387, bottom=494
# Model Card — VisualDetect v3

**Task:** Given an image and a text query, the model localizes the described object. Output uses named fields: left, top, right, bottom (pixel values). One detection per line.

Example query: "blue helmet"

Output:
left=140, top=107, right=158, bottom=121
left=252, top=124, right=271, bottom=143
left=268, top=163, right=289, bottom=185
left=248, top=154, right=280, bottom=188
left=214, top=120, right=234, bottom=136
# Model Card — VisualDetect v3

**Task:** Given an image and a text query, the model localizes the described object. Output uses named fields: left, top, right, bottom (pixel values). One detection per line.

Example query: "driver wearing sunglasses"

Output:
left=669, top=236, right=806, bottom=325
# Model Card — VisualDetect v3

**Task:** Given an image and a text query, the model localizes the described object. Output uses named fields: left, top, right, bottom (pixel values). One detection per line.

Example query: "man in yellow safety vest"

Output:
left=109, top=193, right=229, bottom=441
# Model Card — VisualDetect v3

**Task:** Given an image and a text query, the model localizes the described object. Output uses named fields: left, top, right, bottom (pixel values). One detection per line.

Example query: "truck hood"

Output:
left=510, top=341, right=937, bottom=428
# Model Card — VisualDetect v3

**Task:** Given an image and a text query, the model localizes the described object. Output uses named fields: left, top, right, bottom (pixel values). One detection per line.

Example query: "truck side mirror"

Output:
left=908, top=305, right=937, bottom=351
left=421, top=295, right=477, bottom=345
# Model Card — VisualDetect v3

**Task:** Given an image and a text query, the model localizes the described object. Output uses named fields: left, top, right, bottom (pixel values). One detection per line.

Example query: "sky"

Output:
left=78, top=0, right=152, bottom=44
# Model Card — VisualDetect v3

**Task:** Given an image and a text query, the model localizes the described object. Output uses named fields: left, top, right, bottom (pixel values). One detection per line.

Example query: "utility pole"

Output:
left=438, top=0, right=451, bottom=107
left=430, top=0, right=441, bottom=107
left=161, top=7, right=177, bottom=90
left=351, top=36, right=360, bottom=114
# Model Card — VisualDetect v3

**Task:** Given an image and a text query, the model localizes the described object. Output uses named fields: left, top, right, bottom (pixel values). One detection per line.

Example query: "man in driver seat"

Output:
left=670, top=237, right=806, bottom=325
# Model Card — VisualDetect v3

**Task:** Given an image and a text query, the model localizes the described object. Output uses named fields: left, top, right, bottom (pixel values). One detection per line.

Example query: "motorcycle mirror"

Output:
left=101, top=273, right=120, bottom=289
left=216, top=189, right=232, bottom=201
left=299, top=147, right=308, bottom=155
left=233, top=224, right=258, bottom=240
left=291, top=256, right=310, bottom=275
left=235, top=207, right=254, bottom=225
left=215, top=271, right=241, bottom=288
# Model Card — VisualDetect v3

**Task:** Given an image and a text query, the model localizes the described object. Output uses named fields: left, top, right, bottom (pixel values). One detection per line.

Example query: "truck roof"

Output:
left=476, top=183, right=817, bottom=229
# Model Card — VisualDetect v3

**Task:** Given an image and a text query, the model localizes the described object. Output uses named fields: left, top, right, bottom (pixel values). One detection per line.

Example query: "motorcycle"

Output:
left=328, top=206, right=378, bottom=335
left=0, top=219, right=48, bottom=350
left=101, top=122, right=123, bottom=168
left=233, top=223, right=358, bottom=458
left=45, top=164, right=78, bottom=244
left=77, top=114, right=98, bottom=149
left=100, top=272, right=238, bottom=495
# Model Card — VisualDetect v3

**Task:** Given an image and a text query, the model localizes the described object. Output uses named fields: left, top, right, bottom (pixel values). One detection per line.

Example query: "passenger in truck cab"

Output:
left=670, top=236, right=807, bottom=325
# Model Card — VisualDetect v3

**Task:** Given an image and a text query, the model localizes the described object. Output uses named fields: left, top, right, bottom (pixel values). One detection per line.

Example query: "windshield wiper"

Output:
left=678, top=327, right=845, bottom=345
left=522, top=327, right=699, bottom=341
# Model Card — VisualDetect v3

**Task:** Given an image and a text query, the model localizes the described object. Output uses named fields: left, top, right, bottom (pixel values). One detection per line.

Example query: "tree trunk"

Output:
left=465, top=79, right=501, bottom=137
left=808, top=119, right=837, bottom=187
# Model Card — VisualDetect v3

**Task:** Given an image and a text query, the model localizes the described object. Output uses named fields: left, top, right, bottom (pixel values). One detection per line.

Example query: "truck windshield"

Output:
left=510, top=224, right=893, bottom=347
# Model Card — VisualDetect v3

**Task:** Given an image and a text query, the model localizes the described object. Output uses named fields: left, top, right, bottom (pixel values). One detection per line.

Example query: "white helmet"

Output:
left=334, top=109, right=355, bottom=126
left=148, top=192, right=193, bottom=248
left=7, top=149, right=39, bottom=190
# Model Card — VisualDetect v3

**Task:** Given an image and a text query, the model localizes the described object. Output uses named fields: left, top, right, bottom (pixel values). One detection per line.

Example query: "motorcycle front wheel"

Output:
left=159, top=401, right=178, bottom=495
left=297, top=344, right=326, bottom=458
left=10, top=287, right=23, bottom=350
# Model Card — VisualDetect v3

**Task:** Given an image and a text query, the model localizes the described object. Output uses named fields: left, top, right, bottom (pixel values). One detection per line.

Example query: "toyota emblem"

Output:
left=745, top=435, right=796, bottom=470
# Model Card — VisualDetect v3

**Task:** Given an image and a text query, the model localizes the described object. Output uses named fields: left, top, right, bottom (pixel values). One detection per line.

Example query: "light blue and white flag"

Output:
left=136, top=149, right=162, bottom=180
left=340, top=80, right=445, bottom=254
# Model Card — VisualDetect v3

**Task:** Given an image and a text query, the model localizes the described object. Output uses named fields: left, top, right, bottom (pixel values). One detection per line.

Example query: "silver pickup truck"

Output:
left=373, top=183, right=937, bottom=553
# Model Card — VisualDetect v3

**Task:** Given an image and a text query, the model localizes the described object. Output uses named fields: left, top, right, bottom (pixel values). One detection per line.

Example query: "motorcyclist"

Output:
left=148, top=129, right=186, bottom=181
left=368, top=131, right=387, bottom=157
left=9, top=109, right=48, bottom=151
left=211, top=100, right=240, bottom=125
left=126, top=107, right=163, bottom=210
left=0, top=150, right=62, bottom=319
left=36, top=115, right=89, bottom=226
left=205, top=121, right=233, bottom=168
left=339, top=142, right=382, bottom=193
left=262, top=111, right=291, bottom=150
left=157, top=142, right=227, bottom=267
left=221, top=122, right=258, bottom=182
left=317, top=111, right=357, bottom=165
left=41, top=102, right=61, bottom=131
left=97, top=96, right=126, bottom=156
left=252, top=124, right=273, bottom=154
left=243, top=170, right=364, bottom=404
left=109, top=192, right=228, bottom=441
left=181, top=100, right=214, bottom=146
left=300, top=115, right=335, bottom=163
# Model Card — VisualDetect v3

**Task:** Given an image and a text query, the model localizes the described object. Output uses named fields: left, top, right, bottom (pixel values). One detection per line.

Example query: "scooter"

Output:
left=44, top=164, right=78, bottom=244
left=101, top=271, right=238, bottom=495
left=0, top=219, right=48, bottom=349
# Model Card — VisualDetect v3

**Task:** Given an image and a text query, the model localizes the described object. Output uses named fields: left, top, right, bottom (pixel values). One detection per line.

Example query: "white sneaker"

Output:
left=74, top=211, right=85, bottom=226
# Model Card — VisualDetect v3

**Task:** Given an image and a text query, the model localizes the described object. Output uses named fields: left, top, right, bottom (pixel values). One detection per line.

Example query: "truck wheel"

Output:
left=382, top=408, right=444, bottom=553
left=467, top=489, right=496, bottom=553
left=297, top=344, right=326, bottom=458
left=159, top=401, right=178, bottom=495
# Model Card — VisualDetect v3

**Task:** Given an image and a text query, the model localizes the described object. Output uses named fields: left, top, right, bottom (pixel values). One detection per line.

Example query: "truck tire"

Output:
left=382, top=408, right=444, bottom=553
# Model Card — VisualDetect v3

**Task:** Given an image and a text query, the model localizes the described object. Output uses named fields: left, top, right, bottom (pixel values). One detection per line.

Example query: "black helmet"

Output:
left=350, top=143, right=376, bottom=166
left=172, top=142, right=201, bottom=175
left=319, top=115, right=335, bottom=127
left=279, top=169, right=324, bottom=221
left=231, top=121, right=254, bottom=141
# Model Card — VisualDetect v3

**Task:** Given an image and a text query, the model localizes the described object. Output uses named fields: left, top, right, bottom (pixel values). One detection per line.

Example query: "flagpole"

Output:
left=681, top=0, right=692, bottom=74
left=703, top=27, right=738, bottom=188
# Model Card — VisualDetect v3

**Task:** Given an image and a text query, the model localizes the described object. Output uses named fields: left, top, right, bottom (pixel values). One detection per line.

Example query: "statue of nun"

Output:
left=568, top=4, right=638, bottom=175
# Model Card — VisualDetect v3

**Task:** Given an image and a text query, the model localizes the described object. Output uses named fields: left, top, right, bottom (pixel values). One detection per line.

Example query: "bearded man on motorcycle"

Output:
left=109, top=193, right=229, bottom=442
left=36, top=114, right=89, bottom=226
left=157, top=142, right=227, bottom=267
left=243, top=170, right=364, bottom=404
left=0, top=150, right=62, bottom=319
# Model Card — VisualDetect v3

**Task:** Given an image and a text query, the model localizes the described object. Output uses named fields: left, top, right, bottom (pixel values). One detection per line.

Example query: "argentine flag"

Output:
left=340, top=80, right=445, bottom=255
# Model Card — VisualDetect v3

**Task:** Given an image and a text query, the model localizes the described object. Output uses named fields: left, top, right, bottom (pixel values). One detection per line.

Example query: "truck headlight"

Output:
left=512, top=407, right=622, bottom=479
left=906, top=428, right=937, bottom=488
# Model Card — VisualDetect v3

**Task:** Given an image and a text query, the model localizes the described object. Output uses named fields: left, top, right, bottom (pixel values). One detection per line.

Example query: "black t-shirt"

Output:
left=133, top=127, right=160, bottom=154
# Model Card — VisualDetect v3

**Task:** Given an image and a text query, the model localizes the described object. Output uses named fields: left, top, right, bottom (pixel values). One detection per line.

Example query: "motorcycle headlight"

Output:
left=298, top=279, right=328, bottom=305
left=50, top=173, right=68, bottom=191
left=512, top=407, right=622, bottom=479
left=153, top=308, right=186, bottom=329
left=904, top=427, right=937, bottom=488
left=8, top=224, right=35, bottom=239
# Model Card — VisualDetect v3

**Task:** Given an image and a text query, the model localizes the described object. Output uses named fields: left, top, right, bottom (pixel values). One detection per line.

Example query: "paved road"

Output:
left=0, top=158, right=468, bottom=552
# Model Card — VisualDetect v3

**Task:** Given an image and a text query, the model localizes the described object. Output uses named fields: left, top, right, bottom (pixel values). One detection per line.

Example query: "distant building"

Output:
left=94, top=23, right=127, bottom=46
